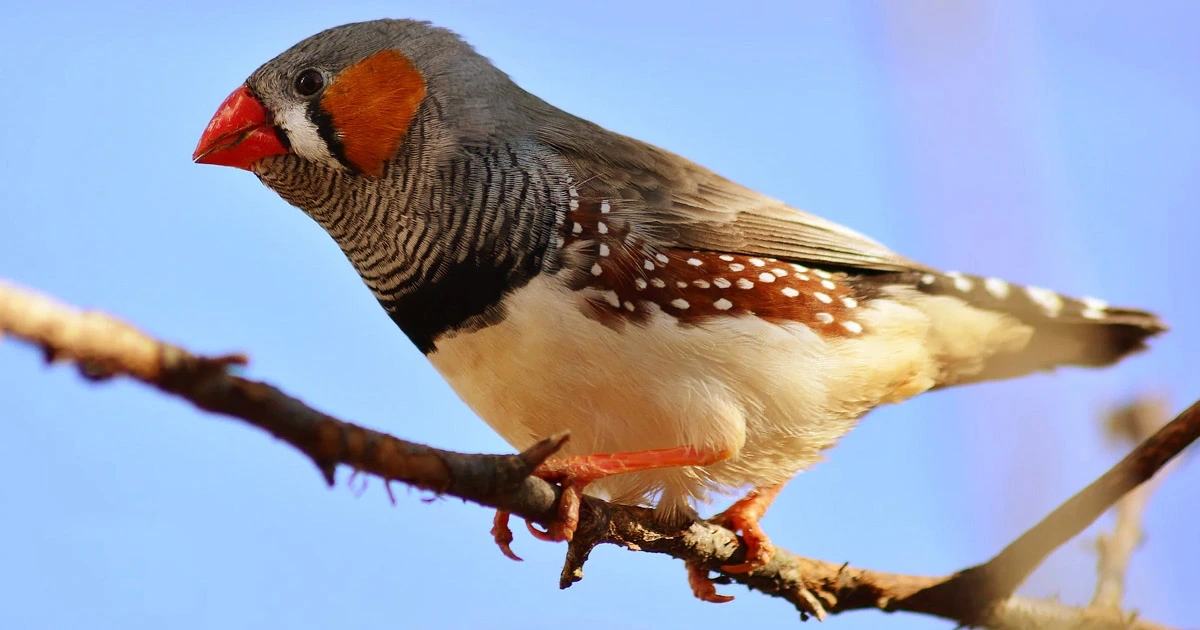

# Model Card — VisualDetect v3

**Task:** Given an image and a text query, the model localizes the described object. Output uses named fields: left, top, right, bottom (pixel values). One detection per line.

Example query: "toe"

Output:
left=718, top=516, right=776, bottom=573
left=687, top=562, right=734, bottom=603
left=525, top=518, right=561, bottom=542
left=491, top=510, right=523, bottom=561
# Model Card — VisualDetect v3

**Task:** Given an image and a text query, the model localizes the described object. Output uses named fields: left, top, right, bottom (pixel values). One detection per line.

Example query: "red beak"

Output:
left=193, top=85, right=289, bottom=170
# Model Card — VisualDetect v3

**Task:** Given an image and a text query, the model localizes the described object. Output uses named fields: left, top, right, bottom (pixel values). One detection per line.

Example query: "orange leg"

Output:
left=490, top=445, right=730, bottom=552
left=711, top=481, right=787, bottom=573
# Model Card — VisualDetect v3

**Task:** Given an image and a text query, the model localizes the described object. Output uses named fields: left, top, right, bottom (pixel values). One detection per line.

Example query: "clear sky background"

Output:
left=2, top=2, right=1197, bottom=628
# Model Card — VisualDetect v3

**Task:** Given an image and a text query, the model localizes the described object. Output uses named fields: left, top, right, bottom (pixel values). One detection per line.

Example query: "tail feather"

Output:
left=865, top=269, right=1166, bottom=384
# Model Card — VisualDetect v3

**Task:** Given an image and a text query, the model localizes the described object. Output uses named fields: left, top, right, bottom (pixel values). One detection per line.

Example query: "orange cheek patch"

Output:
left=320, top=49, right=427, bottom=178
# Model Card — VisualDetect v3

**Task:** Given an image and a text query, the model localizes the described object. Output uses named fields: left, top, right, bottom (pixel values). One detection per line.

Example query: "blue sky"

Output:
left=1, top=2, right=1196, bottom=628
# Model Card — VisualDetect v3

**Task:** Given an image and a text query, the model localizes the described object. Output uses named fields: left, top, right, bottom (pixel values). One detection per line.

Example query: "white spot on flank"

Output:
left=815, top=312, right=834, bottom=324
left=591, top=263, right=603, bottom=276
left=597, top=222, right=609, bottom=235
left=842, top=297, right=858, bottom=308
left=749, top=258, right=766, bottom=267
left=758, top=272, right=776, bottom=283
left=792, top=263, right=809, bottom=272
left=736, top=278, right=754, bottom=289
left=671, top=298, right=690, bottom=310
left=842, top=321, right=863, bottom=334
left=693, top=279, right=711, bottom=289
left=713, top=278, right=732, bottom=289
left=602, top=290, right=620, bottom=308
left=599, top=244, right=610, bottom=257
left=623, top=300, right=635, bottom=311
left=1026, top=286, right=1063, bottom=316
left=920, top=274, right=936, bottom=285
left=677, top=281, right=689, bottom=289
left=781, top=287, right=800, bottom=298
left=687, top=258, right=703, bottom=266
left=984, top=277, right=1010, bottom=299
left=820, top=279, right=836, bottom=290
left=714, top=298, right=733, bottom=310
left=635, top=278, right=647, bottom=290
left=719, top=255, right=735, bottom=262
left=795, top=273, right=810, bottom=281
left=600, top=200, right=611, bottom=213
left=771, top=268, right=788, bottom=277
left=651, top=278, right=666, bottom=288
left=814, top=292, right=833, bottom=304
left=572, top=222, right=583, bottom=234
left=656, top=253, right=670, bottom=264
left=644, top=260, right=656, bottom=271
left=813, top=269, right=832, bottom=279
left=729, top=263, right=746, bottom=272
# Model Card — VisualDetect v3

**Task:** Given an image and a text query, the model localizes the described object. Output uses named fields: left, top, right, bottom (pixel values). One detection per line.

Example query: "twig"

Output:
left=0, top=279, right=1188, bottom=629
left=896, top=396, right=1200, bottom=624
left=1092, top=396, right=1175, bottom=609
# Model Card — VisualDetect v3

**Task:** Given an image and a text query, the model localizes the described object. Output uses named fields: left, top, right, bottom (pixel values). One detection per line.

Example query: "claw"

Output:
left=525, top=518, right=557, bottom=542
left=687, top=562, right=734, bottom=603
left=491, top=510, right=523, bottom=561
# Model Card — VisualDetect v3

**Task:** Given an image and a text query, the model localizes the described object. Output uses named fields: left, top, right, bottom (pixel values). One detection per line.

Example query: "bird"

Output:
left=192, top=18, right=1166, bottom=602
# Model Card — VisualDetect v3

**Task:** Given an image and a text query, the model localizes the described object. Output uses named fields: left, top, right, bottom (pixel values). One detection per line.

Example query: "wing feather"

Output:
left=539, top=120, right=928, bottom=273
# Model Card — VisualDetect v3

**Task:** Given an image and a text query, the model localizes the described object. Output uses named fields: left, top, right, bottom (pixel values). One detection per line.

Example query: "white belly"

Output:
left=427, top=273, right=945, bottom=512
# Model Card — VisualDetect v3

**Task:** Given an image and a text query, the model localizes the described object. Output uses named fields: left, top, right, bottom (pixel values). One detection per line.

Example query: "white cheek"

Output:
left=276, top=102, right=341, bottom=169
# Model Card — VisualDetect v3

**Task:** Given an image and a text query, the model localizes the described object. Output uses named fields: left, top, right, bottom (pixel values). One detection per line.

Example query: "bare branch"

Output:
left=0, top=279, right=1189, bottom=629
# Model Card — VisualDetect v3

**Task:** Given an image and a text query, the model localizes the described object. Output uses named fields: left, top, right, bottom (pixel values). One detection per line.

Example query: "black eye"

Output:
left=294, top=68, right=325, bottom=97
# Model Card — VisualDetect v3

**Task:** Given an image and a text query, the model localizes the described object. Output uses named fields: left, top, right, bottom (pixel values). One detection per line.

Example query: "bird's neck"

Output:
left=254, top=133, right=567, bottom=353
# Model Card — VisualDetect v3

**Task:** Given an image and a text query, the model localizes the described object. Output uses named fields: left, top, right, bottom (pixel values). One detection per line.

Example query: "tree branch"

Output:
left=0, top=279, right=1190, bottom=629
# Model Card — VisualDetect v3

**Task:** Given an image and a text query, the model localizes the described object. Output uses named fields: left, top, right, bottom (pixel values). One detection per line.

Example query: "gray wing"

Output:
left=539, top=120, right=930, bottom=274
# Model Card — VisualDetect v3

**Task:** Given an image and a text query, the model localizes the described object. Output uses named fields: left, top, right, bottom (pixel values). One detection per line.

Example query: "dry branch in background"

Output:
left=0, top=278, right=1192, bottom=629
left=1091, top=397, right=1177, bottom=610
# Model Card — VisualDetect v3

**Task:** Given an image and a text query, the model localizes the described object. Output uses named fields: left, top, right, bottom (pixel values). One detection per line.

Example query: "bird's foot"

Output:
left=490, top=445, right=731, bottom=556
left=710, top=482, right=786, bottom=573
left=681, top=482, right=788, bottom=603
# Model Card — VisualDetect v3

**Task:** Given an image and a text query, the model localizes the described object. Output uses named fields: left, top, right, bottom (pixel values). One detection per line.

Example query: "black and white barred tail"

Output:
left=877, top=269, right=1166, bottom=383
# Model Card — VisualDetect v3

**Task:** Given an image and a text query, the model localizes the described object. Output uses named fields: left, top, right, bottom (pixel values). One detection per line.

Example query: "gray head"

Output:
left=196, top=19, right=550, bottom=179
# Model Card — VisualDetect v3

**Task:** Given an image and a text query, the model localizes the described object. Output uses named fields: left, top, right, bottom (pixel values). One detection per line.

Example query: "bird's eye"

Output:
left=294, top=68, right=325, bottom=97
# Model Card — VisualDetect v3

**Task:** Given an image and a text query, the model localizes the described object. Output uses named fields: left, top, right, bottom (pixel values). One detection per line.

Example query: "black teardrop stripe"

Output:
left=307, top=99, right=356, bottom=173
